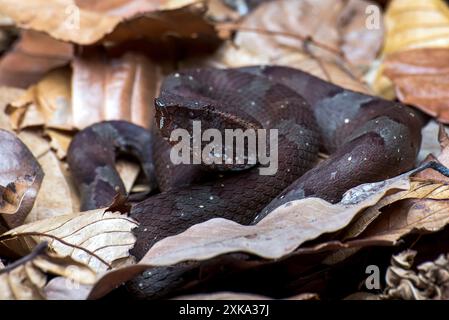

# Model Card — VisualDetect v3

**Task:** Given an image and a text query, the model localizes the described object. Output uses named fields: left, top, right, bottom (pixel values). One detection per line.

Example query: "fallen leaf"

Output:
left=0, top=0, right=218, bottom=47
left=0, top=30, right=73, bottom=88
left=0, top=86, right=24, bottom=131
left=382, top=250, right=449, bottom=300
left=0, top=208, right=138, bottom=272
left=383, top=0, right=449, bottom=54
left=44, top=276, right=92, bottom=300
left=72, top=51, right=161, bottom=129
left=372, top=0, right=449, bottom=98
left=0, top=130, right=44, bottom=229
left=0, top=242, right=96, bottom=300
left=7, top=67, right=72, bottom=130
left=137, top=168, right=421, bottom=266
left=205, top=0, right=382, bottom=92
left=25, top=150, right=77, bottom=223
left=382, top=48, right=449, bottom=123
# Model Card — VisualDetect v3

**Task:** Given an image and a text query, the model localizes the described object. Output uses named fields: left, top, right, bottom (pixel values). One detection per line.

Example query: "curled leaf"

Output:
left=383, top=250, right=449, bottom=300
left=0, top=130, right=44, bottom=229
left=0, top=242, right=96, bottom=300
left=0, top=0, right=218, bottom=46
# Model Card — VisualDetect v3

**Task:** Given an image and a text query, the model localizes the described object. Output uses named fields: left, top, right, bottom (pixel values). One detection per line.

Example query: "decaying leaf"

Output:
left=372, top=0, right=449, bottom=98
left=382, top=250, right=449, bottom=300
left=205, top=0, right=381, bottom=92
left=0, top=86, right=24, bottom=131
left=0, top=242, right=96, bottom=300
left=7, top=67, right=72, bottom=131
left=0, top=30, right=73, bottom=88
left=383, top=0, right=449, bottom=54
left=0, top=130, right=44, bottom=229
left=0, top=208, right=138, bottom=272
left=382, top=49, right=449, bottom=123
left=71, top=51, right=161, bottom=130
left=0, top=0, right=218, bottom=46
left=136, top=167, right=424, bottom=266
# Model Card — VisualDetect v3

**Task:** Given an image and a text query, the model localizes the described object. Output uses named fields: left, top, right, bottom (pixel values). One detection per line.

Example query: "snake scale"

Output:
left=67, top=66, right=424, bottom=298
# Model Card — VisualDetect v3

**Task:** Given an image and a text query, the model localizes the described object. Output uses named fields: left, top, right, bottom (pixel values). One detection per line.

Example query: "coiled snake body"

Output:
left=67, top=66, right=424, bottom=298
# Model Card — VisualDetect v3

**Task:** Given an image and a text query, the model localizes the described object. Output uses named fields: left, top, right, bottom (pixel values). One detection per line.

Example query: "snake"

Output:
left=67, top=66, right=424, bottom=298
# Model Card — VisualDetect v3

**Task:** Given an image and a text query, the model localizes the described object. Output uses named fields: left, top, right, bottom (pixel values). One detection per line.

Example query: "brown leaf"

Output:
left=0, top=0, right=217, bottom=46
left=0, top=242, right=96, bottom=300
left=72, top=51, right=161, bottom=129
left=207, top=0, right=382, bottom=92
left=342, top=179, right=449, bottom=242
left=0, top=30, right=73, bottom=88
left=382, top=48, right=449, bottom=123
left=0, top=208, right=138, bottom=272
left=7, top=50, right=161, bottom=133
left=372, top=0, right=449, bottom=98
left=137, top=169, right=419, bottom=266
left=0, top=130, right=44, bottom=229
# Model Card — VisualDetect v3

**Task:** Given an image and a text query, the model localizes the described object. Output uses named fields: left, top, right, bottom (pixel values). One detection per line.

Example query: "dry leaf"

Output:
left=136, top=168, right=422, bottom=266
left=383, top=0, right=449, bottom=54
left=0, top=30, right=73, bottom=88
left=72, top=51, right=160, bottom=129
left=0, top=0, right=217, bottom=46
left=343, top=179, right=449, bottom=240
left=382, top=48, right=449, bottom=123
left=205, top=0, right=382, bottom=92
left=0, top=130, right=44, bottom=229
left=0, top=242, right=96, bottom=300
left=7, top=67, right=72, bottom=130
left=25, top=151, right=76, bottom=223
left=0, top=86, right=24, bottom=131
left=382, top=250, right=449, bottom=300
left=0, top=208, right=138, bottom=272
left=372, top=0, right=449, bottom=98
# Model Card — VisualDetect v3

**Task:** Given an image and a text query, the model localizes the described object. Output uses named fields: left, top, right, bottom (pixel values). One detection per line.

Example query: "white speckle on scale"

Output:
left=251, top=101, right=256, bottom=106
left=174, top=73, right=180, bottom=78
left=344, top=118, right=350, bottom=124
left=199, top=205, right=204, bottom=208
left=348, top=156, right=352, bottom=161
left=209, top=196, right=214, bottom=200
left=188, top=76, right=194, bottom=81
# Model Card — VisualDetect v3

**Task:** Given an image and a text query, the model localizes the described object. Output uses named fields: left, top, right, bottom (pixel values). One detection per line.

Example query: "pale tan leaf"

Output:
left=0, top=209, right=138, bottom=272
left=25, top=150, right=77, bottom=223
left=0, top=242, right=96, bottom=300
left=0, top=86, right=24, bottom=131
left=383, top=0, right=449, bottom=54
left=7, top=67, right=72, bottom=131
